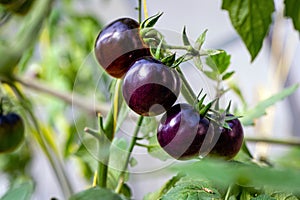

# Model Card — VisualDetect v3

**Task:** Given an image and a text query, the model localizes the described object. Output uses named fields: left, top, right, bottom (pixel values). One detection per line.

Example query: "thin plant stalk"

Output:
left=115, top=116, right=144, bottom=193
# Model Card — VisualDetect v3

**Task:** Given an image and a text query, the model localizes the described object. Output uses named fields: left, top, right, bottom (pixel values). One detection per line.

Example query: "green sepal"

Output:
left=199, top=99, right=215, bottom=118
left=154, top=39, right=164, bottom=60
left=161, top=53, right=176, bottom=67
left=140, top=12, right=163, bottom=28
left=172, top=54, right=193, bottom=68
left=182, top=26, right=191, bottom=46
left=225, top=100, right=232, bottom=114
left=195, top=29, right=208, bottom=50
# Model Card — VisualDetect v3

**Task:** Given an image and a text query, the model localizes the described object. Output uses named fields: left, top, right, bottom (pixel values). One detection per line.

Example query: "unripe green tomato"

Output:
left=0, top=113, right=25, bottom=153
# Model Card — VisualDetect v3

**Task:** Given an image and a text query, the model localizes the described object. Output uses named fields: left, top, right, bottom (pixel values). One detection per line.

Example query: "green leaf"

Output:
left=222, top=0, right=275, bottom=61
left=141, top=12, right=163, bottom=28
left=206, top=51, right=231, bottom=74
left=240, top=84, right=299, bottom=126
left=182, top=26, right=191, bottom=46
left=144, top=173, right=185, bottom=200
left=161, top=178, right=222, bottom=200
left=173, top=158, right=300, bottom=192
left=222, top=71, right=235, bottom=80
left=203, top=70, right=218, bottom=80
left=129, top=157, right=138, bottom=167
left=107, top=138, right=131, bottom=198
left=69, top=187, right=125, bottom=200
left=251, top=194, right=275, bottom=200
left=0, top=182, right=33, bottom=200
left=195, top=29, right=208, bottom=50
left=269, top=191, right=299, bottom=200
left=284, top=0, right=300, bottom=34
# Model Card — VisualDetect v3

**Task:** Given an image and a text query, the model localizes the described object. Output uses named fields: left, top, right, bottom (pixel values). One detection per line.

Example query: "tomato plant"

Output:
left=0, top=0, right=300, bottom=199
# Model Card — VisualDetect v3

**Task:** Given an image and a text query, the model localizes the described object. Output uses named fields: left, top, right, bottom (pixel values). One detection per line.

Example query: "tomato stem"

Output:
left=138, top=0, right=142, bottom=23
left=96, top=80, right=121, bottom=188
left=115, top=116, right=144, bottom=193
left=97, top=113, right=108, bottom=188
left=176, top=67, right=197, bottom=105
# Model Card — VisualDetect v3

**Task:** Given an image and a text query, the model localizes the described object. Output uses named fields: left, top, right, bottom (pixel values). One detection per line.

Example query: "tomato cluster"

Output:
left=94, top=18, right=181, bottom=116
left=94, top=17, right=244, bottom=160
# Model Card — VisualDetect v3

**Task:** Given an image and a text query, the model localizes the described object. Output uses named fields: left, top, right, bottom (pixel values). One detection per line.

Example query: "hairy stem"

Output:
left=115, top=116, right=144, bottom=193
left=176, top=67, right=197, bottom=105
left=96, top=79, right=121, bottom=188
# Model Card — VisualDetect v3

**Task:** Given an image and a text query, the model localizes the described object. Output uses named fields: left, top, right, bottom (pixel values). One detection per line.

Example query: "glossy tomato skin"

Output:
left=157, top=103, right=209, bottom=159
left=122, top=57, right=181, bottom=116
left=0, top=113, right=25, bottom=153
left=0, top=0, right=34, bottom=15
left=94, top=18, right=150, bottom=78
left=209, top=115, right=244, bottom=160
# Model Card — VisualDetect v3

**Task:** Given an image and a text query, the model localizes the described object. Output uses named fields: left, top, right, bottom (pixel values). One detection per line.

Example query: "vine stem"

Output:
left=115, top=116, right=144, bottom=193
left=246, top=137, right=300, bottom=147
left=138, top=0, right=142, bottom=23
left=14, top=76, right=110, bottom=115
left=176, top=67, right=197, bottom=105
left=96, top=79, right=122, bottom=188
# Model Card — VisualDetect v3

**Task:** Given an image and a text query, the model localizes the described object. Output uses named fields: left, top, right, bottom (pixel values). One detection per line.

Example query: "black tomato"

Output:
left=0, top=0, right=34, bottom=15
left=94, top=18, right=150, bottom=78
left=10, top=0, right=34, bottom=15
left=122, top=57, right=181, bottom=116
left=0, top=113, right=25, bottom=153
left=209, top=115, right=244, bottom=160
left=157, top=103, right=209, bottom=159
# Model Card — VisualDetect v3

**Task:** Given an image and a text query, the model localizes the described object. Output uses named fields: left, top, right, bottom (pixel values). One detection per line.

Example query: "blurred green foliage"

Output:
left=0, top=0, right=112, bottom=196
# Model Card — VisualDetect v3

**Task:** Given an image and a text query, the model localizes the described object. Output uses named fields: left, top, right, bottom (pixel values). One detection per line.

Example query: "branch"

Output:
left=14, top=76, right=110, bottom=115
left=246, top=137, right=300, bottom=147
